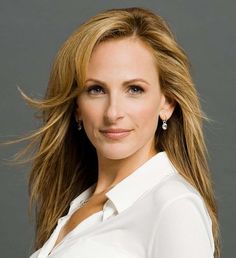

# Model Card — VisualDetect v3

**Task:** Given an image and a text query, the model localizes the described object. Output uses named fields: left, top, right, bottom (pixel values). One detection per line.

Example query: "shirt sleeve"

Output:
left=149, top=196, right=215, bottom=258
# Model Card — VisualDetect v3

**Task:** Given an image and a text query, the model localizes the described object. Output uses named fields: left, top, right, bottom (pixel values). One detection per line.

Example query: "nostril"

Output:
left=104, top=103, right=124, bottom=121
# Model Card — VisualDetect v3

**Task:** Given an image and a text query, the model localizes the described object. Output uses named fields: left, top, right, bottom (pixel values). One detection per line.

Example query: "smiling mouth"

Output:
left=99, top=129, right=133, bottom=140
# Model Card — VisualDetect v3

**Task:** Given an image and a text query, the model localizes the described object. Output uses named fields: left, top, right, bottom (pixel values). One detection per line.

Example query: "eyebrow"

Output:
left=85, top=78, right=150, bottom=86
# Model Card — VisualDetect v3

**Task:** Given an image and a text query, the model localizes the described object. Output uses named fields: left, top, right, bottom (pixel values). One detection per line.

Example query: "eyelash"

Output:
left=86, top=85, right=104, bottom=95
left=86, top=85, right=144, bottom=95
left=128, top=85, right=144, bottom=94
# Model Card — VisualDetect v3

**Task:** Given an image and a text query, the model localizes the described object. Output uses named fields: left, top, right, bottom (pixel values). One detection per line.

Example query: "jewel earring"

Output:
left=160, top=111, right=168, bottom=130
left=76, top=119, right=83, bottom=131
left=75, top=116, right=82, bottom=131
left=162, top=119, right=167, bottom=130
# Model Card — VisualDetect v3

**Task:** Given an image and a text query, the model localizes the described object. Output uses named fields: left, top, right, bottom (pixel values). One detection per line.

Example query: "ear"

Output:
left=159, top=95, right=176, bottom=121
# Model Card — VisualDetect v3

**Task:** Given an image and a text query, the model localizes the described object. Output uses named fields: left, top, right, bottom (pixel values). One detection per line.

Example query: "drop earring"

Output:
left=162, top=119, right=167, bottom=130
left=77, top=120, right=82, bottom=131
left=75, top=117, right=82, bottom=131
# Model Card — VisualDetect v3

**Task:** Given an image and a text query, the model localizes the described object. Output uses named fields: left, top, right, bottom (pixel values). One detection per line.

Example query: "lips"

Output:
left=100, top=128, right=133, bottom=139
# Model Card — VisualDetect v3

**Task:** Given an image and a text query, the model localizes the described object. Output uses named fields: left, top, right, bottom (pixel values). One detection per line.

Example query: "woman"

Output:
left=17, top=7, right=220, bottom=258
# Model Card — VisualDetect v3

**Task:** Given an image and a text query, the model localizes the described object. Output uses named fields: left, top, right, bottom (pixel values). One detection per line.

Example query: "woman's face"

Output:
left=76, top=37, right=172, bottom=160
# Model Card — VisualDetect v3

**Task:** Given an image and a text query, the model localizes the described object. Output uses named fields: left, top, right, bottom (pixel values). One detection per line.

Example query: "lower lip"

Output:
left=101, top=131, right=132, bottom=140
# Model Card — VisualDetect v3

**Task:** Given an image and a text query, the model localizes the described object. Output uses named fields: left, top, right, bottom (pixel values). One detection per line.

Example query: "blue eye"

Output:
left=128, top=85, right=144, bottom=94
left=86, top=85, right=105, bottom=95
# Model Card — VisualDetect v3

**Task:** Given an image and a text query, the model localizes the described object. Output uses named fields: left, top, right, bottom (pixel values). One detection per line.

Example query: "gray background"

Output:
left=0, top=0, right=235, bottom=257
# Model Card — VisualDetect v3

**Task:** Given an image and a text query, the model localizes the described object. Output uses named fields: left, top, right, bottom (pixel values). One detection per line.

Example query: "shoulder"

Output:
left=151, top=173, right=205, bottom=211
left=148, top=173, right=213, bottom=233
left=146, top=174, right=215, bottom=257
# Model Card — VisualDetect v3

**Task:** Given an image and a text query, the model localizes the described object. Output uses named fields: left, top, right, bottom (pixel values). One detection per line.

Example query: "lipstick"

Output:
left=100, top=128, right=133, bottom=140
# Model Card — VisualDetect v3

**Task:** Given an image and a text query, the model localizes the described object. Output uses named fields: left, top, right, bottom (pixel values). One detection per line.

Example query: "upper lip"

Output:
left=100, top=128, right=133, bottom=133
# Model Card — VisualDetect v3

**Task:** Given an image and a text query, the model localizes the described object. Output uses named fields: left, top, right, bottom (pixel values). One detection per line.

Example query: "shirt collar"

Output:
left=105, top=151, right=177, bottom=214
left=69, top=183, right=96, bottom=213
left=70, top=151, right=177, bottom=214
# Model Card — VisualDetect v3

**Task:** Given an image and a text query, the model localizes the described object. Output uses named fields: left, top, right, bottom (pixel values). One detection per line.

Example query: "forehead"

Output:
left=86, top=37, right=158, bottom=81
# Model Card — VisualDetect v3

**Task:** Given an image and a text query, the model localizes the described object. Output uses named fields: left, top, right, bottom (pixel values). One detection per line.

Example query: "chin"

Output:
left=97, top=147, right=136, bottom=160
left=100, top=152, right=132, bottom=161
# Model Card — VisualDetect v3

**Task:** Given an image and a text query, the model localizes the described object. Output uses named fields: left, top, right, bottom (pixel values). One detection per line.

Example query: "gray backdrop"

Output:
left=0, top=0, right=235, bottom=257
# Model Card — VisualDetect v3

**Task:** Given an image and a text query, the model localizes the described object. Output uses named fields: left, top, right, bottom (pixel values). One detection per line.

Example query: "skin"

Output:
left=76, top=37, right=175, bottom=195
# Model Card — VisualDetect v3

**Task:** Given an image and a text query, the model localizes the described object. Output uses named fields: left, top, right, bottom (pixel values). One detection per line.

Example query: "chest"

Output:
left=32, top=192, right=157, bottom=258
left=53, top=193, right=108, bottom=248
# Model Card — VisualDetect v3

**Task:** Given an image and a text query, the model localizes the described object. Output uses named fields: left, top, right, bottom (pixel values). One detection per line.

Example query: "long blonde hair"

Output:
left=14, top=7, right=220, bottom=257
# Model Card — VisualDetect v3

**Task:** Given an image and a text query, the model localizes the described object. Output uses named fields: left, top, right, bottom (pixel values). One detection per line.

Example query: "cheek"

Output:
left=77, top=103, right=105, bottom=140
left=131, top=99, right=160, bottom=126
left=137, top=110, right=158, bottom=130
left=80, top=109, right=100, bottom=127
left=77, top=98, right=101, bottom=122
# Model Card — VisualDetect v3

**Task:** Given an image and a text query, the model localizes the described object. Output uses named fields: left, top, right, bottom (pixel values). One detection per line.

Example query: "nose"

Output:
left=104, top=93, right=124, bottom=123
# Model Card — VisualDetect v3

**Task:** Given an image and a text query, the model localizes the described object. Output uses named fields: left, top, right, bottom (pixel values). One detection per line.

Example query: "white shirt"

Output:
left=29, top=151, right=215, bottom=258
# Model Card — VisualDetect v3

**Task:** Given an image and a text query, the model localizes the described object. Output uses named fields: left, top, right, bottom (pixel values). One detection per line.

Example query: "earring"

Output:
left=162, top=119, right=167, bottom=130
left=77, top=120, right=82, bottom=131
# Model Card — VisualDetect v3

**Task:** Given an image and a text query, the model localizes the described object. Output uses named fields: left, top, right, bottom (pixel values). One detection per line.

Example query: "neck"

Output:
left=93, top=143, right=157, bottom=195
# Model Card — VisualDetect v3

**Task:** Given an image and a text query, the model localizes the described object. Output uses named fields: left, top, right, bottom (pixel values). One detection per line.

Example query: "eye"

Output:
left=128, top=85, right=144, bottom=94
left=86, top=85, right=105, bottom=95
